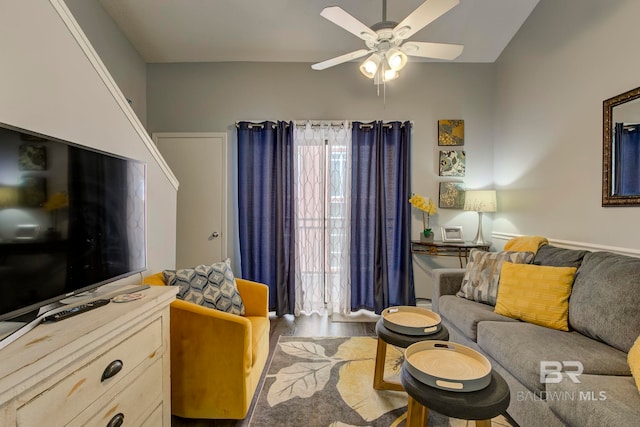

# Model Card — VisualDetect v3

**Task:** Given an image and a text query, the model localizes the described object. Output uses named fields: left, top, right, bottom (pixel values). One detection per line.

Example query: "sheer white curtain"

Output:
left=325, top=122, right=351, bottom=315
left=293, top=121, right=351, bottom=315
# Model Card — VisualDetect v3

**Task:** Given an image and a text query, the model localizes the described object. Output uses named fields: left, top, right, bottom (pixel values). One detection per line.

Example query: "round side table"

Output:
left=400, top=365, right=510, bottom=427
left=373, top=318, right=449, bottom=391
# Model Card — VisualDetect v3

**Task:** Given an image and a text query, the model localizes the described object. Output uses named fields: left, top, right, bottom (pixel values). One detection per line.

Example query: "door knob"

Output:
left=208, top=231, right=220, bottom=240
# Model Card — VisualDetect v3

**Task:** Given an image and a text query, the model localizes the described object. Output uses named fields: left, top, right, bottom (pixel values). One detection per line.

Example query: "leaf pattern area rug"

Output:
left=248, top=336, right=513, bottom=427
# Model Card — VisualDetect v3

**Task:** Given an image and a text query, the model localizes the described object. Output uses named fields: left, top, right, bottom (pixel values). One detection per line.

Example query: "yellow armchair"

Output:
left=144, top=272, right=270, bottom=419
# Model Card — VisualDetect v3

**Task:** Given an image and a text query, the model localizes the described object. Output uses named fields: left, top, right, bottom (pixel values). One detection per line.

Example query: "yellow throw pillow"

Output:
left=629, top=336, right=640, bottom=394
left=494, top=262, right=577, bottom=331
left=503, top=235, right=549, bottom=254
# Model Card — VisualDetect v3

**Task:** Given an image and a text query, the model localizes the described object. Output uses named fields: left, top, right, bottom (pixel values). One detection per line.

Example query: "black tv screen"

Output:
left=0, top=123, right=146, bottom=321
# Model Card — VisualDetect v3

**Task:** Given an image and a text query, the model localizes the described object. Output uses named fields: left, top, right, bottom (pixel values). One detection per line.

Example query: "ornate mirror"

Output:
left=602, top=86, right=640, bottom=206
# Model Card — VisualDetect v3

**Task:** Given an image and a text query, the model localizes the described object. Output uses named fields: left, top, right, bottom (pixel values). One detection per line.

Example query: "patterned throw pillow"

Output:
left=163, top=264, right=211, bottom=305
left=206, top=259, right=246, bottom=315
left=163, top=259, right=245, bottom=315
left=457, top=249, right=534, bottom=306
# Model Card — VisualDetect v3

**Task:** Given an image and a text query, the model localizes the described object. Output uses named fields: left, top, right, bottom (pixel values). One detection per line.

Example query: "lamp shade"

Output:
left=0, top=186, right=19, bottom=207
left=464, top=190, right=497, bottom=212
left=386, top=48, right=407, bottom=71
left=374, top=69, right=399, bottom=85
left=359, top=53, right=382, bottom=79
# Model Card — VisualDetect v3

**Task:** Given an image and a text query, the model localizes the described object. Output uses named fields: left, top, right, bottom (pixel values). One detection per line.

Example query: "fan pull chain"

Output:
left=383, top=79, right=387, bottom=108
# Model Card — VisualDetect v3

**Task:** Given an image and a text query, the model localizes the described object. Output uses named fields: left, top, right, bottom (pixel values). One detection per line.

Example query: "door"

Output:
left=153, top=133, right=227, bottom=268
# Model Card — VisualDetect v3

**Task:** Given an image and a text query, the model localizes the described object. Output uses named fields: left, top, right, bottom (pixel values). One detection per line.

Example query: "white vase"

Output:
left=420, top=231, right=434, bottom=242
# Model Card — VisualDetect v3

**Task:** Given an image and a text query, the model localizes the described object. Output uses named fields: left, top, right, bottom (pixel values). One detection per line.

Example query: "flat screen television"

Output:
left=0, top=123, right=146, bottom=323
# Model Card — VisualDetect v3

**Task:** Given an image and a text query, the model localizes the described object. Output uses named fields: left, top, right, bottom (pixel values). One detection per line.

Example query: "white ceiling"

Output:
left=98, top=0, right=539, bottom=64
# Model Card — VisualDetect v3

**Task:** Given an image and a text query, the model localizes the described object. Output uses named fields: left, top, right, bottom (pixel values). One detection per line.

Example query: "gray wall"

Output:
left=61, top=0, right=640, bottom=295
left=493, top=0, right=640, bottom=250
left=146, top=61, right=496, bottom=232
left=64, top=0, right=147, bottom=126
left=147, top=61, right=496, bottom=297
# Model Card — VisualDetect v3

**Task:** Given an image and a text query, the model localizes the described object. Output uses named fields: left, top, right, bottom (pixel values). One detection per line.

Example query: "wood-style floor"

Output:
left=172, top=313, right=377, bottom=427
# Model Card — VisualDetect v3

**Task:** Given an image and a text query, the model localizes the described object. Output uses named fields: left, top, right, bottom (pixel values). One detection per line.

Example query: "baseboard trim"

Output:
left=492, top=232, right=640, bottom=258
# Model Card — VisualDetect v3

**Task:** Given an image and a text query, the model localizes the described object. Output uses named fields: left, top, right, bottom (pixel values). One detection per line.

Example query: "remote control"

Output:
left=43, top=299, right=111, bottom=322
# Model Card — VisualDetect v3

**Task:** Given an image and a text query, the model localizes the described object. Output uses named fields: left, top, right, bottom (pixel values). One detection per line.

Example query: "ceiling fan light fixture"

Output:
left=313, top=0, right=463, bottom=93
left=360, top=31, right=377, bottom=42
left=384, top=69, right=399, bottom=81
left=394, top=26, right=411, bottom=38
left=401, top=42, right=419, bottom=54
left=360, top=53, right=382, bottom=79
left=386, top=48, right=407, bottom=71
left=374, top=68, right=399, bottom=85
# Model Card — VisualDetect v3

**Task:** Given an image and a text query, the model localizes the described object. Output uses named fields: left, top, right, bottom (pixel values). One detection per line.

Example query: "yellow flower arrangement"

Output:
left=409, top=193, right=437, bottom=236
left=44, top=192, right=69, bottom=211
left=44, top=192, right=69, bottom=236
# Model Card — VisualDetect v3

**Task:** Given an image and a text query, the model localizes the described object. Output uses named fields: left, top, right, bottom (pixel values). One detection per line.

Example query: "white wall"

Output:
left=0, top=0, right=177, bottom=276
left=146, top=61, right=496, bottom=297
left=64, top=0, right=147, bottom=126
left=63, top=0, right=640, bottom=300
left=493, top=0, right=640, bottom=251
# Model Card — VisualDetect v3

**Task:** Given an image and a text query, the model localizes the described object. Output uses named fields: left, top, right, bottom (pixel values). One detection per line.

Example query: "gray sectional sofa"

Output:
left=432, top=244, right=640, bottom=427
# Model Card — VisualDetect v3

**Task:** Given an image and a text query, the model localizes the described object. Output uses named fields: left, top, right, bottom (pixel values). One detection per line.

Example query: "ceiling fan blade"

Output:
left=311, top=49, right=371, bottom=70
left=393, top=0, right=459, bottom=40
left=320, top=6, right=378, bottom=41
left=402, top=42, right=463, bottom=60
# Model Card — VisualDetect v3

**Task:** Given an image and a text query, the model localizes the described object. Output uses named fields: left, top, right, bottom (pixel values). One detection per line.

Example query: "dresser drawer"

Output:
left=17, top=318, right=162, bottom=426
left=71, top=358, right=163, bottom=427
left=140, top=404, right=163, bottom=427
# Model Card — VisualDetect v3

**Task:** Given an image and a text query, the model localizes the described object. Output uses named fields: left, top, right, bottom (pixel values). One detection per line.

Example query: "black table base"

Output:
left=400, top=366, right=510, bottom=426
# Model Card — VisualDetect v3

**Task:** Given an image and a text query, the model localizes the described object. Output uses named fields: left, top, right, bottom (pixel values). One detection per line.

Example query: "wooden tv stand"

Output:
left=0, top=286, right=177, bottom=426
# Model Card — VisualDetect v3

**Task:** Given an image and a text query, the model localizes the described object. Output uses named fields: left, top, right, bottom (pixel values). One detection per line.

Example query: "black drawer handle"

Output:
left=101, top=360, right=123, bottom=382
left=106, top=413, right=124, bottom=427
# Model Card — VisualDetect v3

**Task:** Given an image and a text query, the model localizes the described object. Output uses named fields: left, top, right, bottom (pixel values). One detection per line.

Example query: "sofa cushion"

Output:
left=248, top=315, right=270, bottom=367
left=532, top=244, right=588, bottom=269
left=629, top=335, right=640, bottom=394
left=457, top=249, right=534, bottom=306
left=494, top=262, right=577, bottom=331
left=144, top=272, right=166, bottom=286
left=569, top=251, right=640, bottom=352
left=477, top=321, right=630, bottom=394
left=546, top=374, right=640, bottom=427
left=439, top=295, right=517, bottom=341
left=164, top=259, right=246, bottom=315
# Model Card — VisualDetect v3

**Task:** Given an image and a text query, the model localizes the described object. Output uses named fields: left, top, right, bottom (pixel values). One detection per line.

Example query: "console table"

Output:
left=411, top=240, right=490, bottom=267
left=0, top=286, right=177, bottom=426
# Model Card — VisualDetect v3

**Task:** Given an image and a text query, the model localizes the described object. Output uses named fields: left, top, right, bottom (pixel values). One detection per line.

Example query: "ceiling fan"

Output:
left=311, top=0, right=463, bottom=84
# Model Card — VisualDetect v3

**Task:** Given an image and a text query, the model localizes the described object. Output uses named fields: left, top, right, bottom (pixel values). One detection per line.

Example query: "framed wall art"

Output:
left=18, top=144, right=47, bottom=171
left=15, top=224, right=40, bottom=240
left=441, top=226, right=464, bottom=242
left=439, top=150, right=466, bottom=177
left=438, top=119, right=464, bottom=146
left=19, top=176, right=47, bottom=207
left=439, top=181, right=465, bottom=209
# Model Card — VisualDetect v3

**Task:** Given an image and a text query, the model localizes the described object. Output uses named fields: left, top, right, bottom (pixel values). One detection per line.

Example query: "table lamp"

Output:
left=464, top=190, right=497, bottom=245
left=0, top=186, right=19, bottom=208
